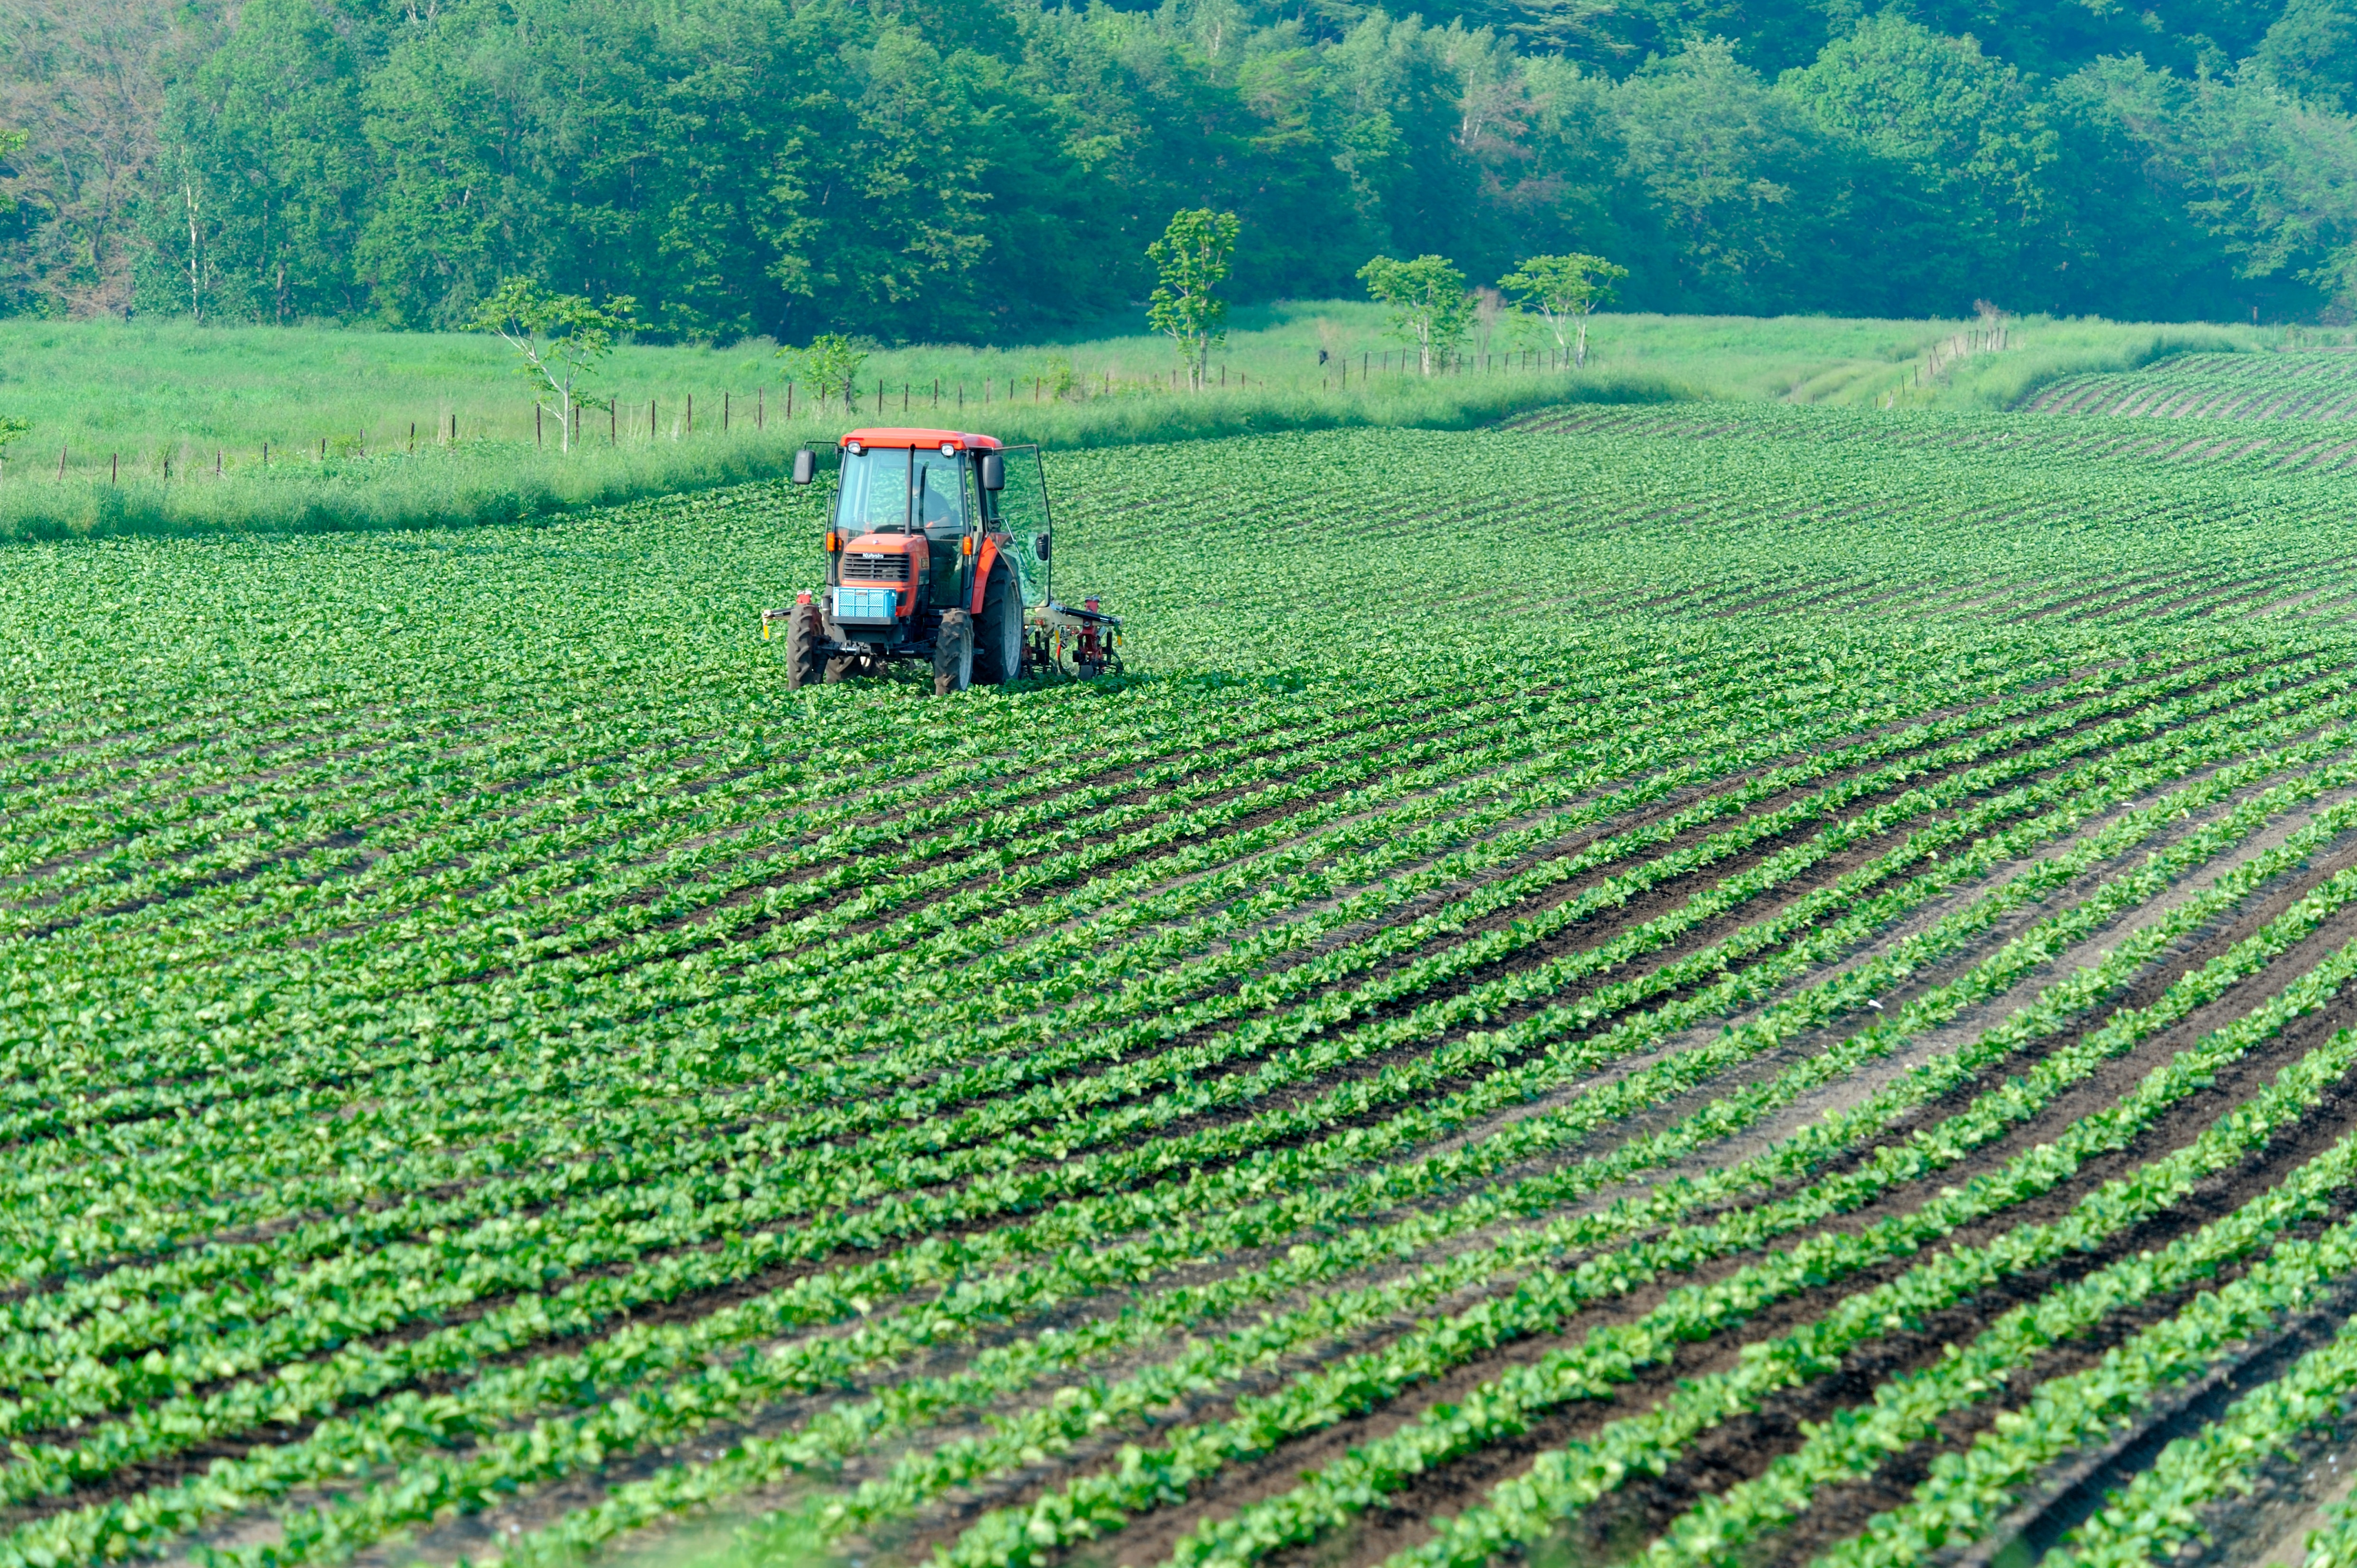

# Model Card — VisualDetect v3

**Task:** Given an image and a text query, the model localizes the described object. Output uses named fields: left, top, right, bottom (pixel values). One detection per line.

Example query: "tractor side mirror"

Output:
left=980, top=453, right=1005, bottom=491
left=790, top=448, right=817, bottom=485
left=1034, top=533, right=1051, bottom=561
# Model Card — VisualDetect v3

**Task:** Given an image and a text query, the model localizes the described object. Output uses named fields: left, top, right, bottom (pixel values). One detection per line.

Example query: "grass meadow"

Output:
left=0, top=303, right=2274, bottom=539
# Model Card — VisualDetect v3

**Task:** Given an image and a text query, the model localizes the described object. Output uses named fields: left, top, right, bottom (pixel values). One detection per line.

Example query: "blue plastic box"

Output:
left=834, top=586, right=898, bottom=624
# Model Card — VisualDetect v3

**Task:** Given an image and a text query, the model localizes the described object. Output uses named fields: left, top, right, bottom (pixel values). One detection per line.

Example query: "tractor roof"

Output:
left=840, top=428, right=1005, bottom=451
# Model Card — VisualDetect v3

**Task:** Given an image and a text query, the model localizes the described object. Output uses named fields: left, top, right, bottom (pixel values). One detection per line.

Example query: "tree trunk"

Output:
left=183, top=182, right=201, bottom=322
left=1575, top=313, right=1590, bottom=369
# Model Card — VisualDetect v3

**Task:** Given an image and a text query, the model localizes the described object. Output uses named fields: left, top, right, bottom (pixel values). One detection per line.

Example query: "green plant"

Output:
left=777, top=332, right=868, bottom=412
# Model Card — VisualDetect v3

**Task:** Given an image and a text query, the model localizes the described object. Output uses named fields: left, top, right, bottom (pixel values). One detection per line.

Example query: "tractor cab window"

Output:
left=835, top=448, right=911, bottom=532
left=912, top=450, right=965, bottom=536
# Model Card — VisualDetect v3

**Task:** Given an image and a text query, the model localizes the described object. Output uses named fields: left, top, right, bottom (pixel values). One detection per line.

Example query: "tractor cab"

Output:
left=765, top=428, right=1113, bottom=694
left=835, top=437, right=986, bottom=587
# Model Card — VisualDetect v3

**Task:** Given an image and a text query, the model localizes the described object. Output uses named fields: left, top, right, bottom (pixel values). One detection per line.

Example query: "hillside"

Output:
left=2, top=0, right=2356, bottom=335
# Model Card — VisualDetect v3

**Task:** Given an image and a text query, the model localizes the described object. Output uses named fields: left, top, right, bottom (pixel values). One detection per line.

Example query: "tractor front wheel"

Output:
left=934, top=610, right=974, bottom=695
left=974, top=567, right=1021, bottom=686
left=784, top=604, right=824, bottom=690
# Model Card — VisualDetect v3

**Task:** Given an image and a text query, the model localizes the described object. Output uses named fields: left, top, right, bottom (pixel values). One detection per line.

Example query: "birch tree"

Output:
left=1498, top=253, right=1628, bottom=366
left=1359, top=254, right=1474, bottom=375
left=1146, top=208, right=1241, bottom=390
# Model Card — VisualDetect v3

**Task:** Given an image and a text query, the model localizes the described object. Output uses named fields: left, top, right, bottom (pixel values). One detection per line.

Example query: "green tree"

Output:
left=137, top=0, right=369, bottom=322
left=778, top=333, right=869, bottom=412
left=1359, top=253, right=1474, bottom=374
left=467, top=279, right=638, bottom=453
left=0, top=128, right=22, bottom=217
left=1787, top=16, right=2058, bottom=307
left=1146, top=208, right=1240, bottom=391
left=1498, top=252, right=1627, bottom=365
left=1612, top=41, right=1829, bottom=312
left=2069, top=55, right=2357, bottom=318
left=2255, top=0, right=2357, bottom=114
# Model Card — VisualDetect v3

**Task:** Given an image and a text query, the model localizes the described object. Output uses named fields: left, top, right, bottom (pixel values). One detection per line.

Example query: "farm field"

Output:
left=9, top=348, right=2357, bottom=1568
left=0, top=310, right=2250, bottom=543
left=2026, top=351, right=2357, bottom=421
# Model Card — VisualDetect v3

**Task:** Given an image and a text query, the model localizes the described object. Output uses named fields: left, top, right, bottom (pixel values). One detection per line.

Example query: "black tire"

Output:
left=784, top=604, right=824, bottom=690
left=973, top=566, right=1022, bottom=686
left=934, top=610, right=974, bottom=695
left=822, top=653, right=860, bottom=684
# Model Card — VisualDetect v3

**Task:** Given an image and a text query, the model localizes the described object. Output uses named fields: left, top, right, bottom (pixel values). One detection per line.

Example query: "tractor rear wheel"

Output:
left=822, top=652, right=861, bottom=684
left=784, top=604, right=824, bottom=690
left=934, top=610, right=974, bottom=695
left=973, top=566, right=1021, bottom=686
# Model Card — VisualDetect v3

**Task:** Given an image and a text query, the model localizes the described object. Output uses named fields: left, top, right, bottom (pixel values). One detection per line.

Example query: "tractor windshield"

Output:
left=835, top=446, right=968, bottom=534
left=835, top=448, right=911, bottom=532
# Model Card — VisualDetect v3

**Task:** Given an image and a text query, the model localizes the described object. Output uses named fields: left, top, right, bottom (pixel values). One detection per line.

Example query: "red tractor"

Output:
left=764, top=428, right=1122, bottom=694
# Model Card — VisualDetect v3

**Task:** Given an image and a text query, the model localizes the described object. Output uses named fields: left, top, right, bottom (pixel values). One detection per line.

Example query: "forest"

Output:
left=2, top=0, right=2355, bottom=341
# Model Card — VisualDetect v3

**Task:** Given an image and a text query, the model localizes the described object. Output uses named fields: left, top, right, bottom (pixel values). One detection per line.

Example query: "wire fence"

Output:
left=0, top=346, right=1593, bottom=485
